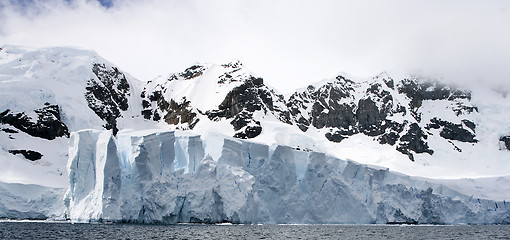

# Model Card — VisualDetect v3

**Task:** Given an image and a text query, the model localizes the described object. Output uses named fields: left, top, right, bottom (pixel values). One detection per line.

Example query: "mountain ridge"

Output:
left=0, top=45, right=509, bottom=184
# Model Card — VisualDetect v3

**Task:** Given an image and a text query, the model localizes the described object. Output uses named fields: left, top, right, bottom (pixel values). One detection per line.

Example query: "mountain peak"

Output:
left=1, top=45, right=509, bottom=182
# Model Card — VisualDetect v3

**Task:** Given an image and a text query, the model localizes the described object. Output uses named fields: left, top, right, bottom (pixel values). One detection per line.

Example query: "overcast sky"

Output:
left=1, top=0, right=509, bottom=93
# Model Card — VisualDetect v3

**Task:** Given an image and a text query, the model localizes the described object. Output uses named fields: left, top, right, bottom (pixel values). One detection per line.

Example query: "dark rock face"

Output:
left=325, top=131, right=347, bottom=143
left=208, top=76, right=290, bottom=138
left=85, top=63, right=131, bottom=135
left=356, top=98, right=384, bottom=136
left=8, top=150, right=43, bottom=161
left=427, top=118, right=477, bottom=143
left=141, top=65, right=211, bottom=130
left=287, top=75, right=413, bottom=157
left=163, top=98, right=199, bottom=129
left=142, top=96, right=199, bottom=130
left=218, top=61, right=244, bottom=84
left=500, top=136, right=510, bottom=150
left=377, top=121, right=405, bottom=146
left=286, top=74, right=479, bottom=161
left=210, top=77, right=268, bottom=118
left=397, top=79, right=473, bottom=122
left=397, top=79, right=471, bottom=110
left=288, top=77, right=358, bottom=133
left=233, top=125, right=262, bottom=139
left=397, top=123, right=434, bottom=161
left=169, top=65, right=205, bottom=81
left=0, top=103, right=69, bottom=140
left=1, top=128, right=18, bottom=134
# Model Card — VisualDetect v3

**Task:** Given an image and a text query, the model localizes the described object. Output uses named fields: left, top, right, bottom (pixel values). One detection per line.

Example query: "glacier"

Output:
left=66, top=129, right=510, bottom=224
left=0, top=182, right=66, bottom=220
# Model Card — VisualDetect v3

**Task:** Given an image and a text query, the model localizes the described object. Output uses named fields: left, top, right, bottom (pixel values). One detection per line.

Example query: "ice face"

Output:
left=67, top=129, right=510, bottom=224
left=0, top=182, right=66, bottom=220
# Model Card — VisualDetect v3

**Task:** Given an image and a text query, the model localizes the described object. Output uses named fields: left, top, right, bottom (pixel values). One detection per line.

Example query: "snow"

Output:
left=146, top=62, right=252, bottom=112
left=0, top=123, right=68, bottom=187
left=0, top=181, right=66, bottom=220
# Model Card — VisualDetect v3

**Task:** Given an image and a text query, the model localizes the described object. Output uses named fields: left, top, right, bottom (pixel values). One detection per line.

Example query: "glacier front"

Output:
left=66, top=129, right=510, bottom=224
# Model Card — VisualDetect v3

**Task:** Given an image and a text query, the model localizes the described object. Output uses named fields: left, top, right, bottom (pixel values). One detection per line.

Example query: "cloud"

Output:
left=1, top=0, right=510, bottom=93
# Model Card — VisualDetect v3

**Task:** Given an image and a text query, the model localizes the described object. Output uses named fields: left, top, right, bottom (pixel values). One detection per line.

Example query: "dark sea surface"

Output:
left=1, top=221, right=509, bottom=240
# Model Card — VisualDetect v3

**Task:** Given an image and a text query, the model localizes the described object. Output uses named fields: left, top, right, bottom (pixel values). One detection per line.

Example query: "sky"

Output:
left=1, top=0, right=510, bottom=93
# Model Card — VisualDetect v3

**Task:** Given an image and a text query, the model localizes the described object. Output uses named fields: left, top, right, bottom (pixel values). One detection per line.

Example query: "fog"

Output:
left=1, top=0, right=509, bottom=93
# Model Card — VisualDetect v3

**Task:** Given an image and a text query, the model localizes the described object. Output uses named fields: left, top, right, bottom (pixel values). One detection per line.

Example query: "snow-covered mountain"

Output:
left=140, top=61, right=510, bottom=179
left=0, top=45, right=149, bottom=188
left=140, top=60, right=290, bottom=139
left=0, top=45, right=509, bottom=223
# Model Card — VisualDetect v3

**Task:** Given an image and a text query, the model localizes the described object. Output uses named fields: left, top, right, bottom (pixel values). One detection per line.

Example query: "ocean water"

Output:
left=0, top=222, right=509, bottom=239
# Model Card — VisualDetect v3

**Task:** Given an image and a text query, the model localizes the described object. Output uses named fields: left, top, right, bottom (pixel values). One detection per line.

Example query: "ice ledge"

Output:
left=66, top=129, right=510, bottom=224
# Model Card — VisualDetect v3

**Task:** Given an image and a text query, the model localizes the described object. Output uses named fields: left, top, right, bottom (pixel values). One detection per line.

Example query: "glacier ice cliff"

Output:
left=0, top=182, right=66, bottom=220
left=66, top=129, right=510, bottom=224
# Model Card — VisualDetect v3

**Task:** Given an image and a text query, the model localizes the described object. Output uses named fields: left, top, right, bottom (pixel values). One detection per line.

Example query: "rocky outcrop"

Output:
left=397, top=79, right=471, bottom=110
left=207, top=76, right=290, bottom=138
left=427, top=118, right=477, bottom=143
left=161, top=98, right=199, bottom=129
left=8, top=150, right=43, bottom=161
left=85, top=63, right=131, bottom=135
left=286, top=74, right=477, bottom=160
left=500, top=135, right=510, bottom=150
left=288, top=76, right=357, bottom=132
left=0, top=103, right=69, bottom=140
left=397, top=123, right=434, bottom=161
left=141, top=93, right=199, bottom=130
left=140, top=65, right=206, bottom=130
left=168, top=65, right=206, bottom=81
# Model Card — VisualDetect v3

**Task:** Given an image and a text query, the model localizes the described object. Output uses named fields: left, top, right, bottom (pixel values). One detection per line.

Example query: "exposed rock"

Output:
left=383, top=78, right=395, bottom=90
left=8, top=150, right=43, bottom=161
left=311, top=102, right=357, bottom=130
left=1, top=128, right=18, bottom=134
left=218, top=61, right=243, bottom=84
left=500, top=136, right=510, bottom=150
left=461, top=119, right=476, bottom=132
left=427, top=118, right=477, bottom=143
left=440, top=126, right=477, bottom=143
left=452, top=103, right=478, bottom=116
left=288, top=75, right=413, bottom=150
left=169, top=65, right=206, bottom=80
left=0, top=104, right=69, bottom=140
left=325, top=131, right=347, bottom=143
left=356, top=98, right=384, bottom=136
left=397, top=123, right=434, bottom=161
left=397, top=78, right=471, bottom=110
left=378, top=121, right=406, bottom=146
left=162, top=98, right=199, bottom=129
left=213, top=77, right=271, bottom=117
left=207, top=76, right=290, bottom=138
left=137, top=63, right=484, bottom=162
left=85, top=63, right=131, bottom=135
left=233, top=124, right=262, bottom=139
